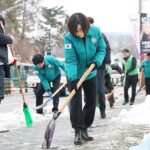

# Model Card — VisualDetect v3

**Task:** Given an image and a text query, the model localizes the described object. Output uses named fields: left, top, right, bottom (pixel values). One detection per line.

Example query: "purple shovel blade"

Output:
left=42, top=118, right=56, bottom=149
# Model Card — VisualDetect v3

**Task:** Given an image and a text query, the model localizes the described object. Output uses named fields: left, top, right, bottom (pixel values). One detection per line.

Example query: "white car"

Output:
left=26, top=75, right=40, bottom=88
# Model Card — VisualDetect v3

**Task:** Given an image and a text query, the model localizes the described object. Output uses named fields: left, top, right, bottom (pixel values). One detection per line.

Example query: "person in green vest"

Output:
left=32, top=54, right=65, bottom=114
left=122, top=49, right=138, bottom=105
left=140, top=52, right=150, bottom=95
left=64, top=13, right=106, bottom=145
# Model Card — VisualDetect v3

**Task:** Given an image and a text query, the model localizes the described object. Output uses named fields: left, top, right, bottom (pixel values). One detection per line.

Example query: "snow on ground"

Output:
left=113, top=95, right=150, bottom=125
left=129, top=133, right=150, bottom=150
left=111, top=95, right=150, bottom=150
left=0, top=107, right=49, bottom=130
left=0, top=98, right=70, bottom=130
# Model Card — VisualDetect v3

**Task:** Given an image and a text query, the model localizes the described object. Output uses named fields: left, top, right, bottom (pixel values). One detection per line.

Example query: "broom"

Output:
left=9, top=45, right=33, bottom=127
left=1, top=21, right=33, bottom=127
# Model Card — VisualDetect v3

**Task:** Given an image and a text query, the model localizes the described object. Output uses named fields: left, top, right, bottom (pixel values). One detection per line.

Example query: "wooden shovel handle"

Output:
left=59, top=64, right=95, bottom=112
left=52, top=82, right=67, bottom=98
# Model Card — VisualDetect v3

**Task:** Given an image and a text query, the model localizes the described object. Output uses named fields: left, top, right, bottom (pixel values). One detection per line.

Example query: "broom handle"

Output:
left=59, top=64, right=95, bottom=113
left=9, top=46, right=26, bottom=104
left=52, top=82, right=67, bottom=98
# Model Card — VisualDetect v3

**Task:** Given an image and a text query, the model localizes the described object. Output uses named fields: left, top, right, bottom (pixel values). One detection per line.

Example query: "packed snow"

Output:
left=129, top=133, right=150, bottom=150
left=112, top=95, right=150, bottom=150
left=114, top=95, right=150, bottom=125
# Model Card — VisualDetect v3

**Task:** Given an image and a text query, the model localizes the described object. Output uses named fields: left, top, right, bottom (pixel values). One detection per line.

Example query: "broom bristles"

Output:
left=23, top=106, right=33, bottom=127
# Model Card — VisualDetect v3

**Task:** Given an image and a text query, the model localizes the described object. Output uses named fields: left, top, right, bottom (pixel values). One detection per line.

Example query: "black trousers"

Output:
left=97, top=66, right=106, bottom=113
left=0, top=65, right=5, bottom=101
left=68, top=77, right=96, bottom=129
left=145, top=78, right=150, bottom=95
left=124, top=74, right=138, bottom=102
left=36, top=75, right=61, bottom=114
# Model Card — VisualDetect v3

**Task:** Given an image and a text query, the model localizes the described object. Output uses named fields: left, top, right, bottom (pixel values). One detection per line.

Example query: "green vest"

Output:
left=123, top=55, right=138, bottom=75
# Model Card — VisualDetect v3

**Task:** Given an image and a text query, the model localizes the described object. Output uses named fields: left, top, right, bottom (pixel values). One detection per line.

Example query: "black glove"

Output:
left=68, top=80, right=78, bottom=92
left=86, top=61, right=97, bottom=71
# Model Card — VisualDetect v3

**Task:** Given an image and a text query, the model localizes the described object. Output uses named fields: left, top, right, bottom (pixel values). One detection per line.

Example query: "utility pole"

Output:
left=139, top=0, right=142, bottom=14
left=139, top=0, right=142, bottom=55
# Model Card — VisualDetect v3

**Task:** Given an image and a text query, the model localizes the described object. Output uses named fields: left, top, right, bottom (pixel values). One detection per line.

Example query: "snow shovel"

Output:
left=35, top=82, right=67, bottom=110
left=42, top=64, right=95, bottom=149
left=10, top=46, right=33, bottom=127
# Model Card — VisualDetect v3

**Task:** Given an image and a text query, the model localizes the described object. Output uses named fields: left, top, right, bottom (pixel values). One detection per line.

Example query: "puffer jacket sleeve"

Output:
left=38, top=74, right=51, bottom=91
left=93, top=29, right=106, bottom=68
left=33, top=66, right=50, bottom=91
left=64, top=37, right=77, bottom=81
left=0, top=33, right=13, bottom=45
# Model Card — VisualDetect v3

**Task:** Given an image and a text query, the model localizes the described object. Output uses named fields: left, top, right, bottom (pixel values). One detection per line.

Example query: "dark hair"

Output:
left=0, top=15, right=5, bottom=26
left=88, top=17, right=94, bottom=24
left=122, top=49, right=129, bottom=53
left=67, top=13, right=90, bottom=37
left=147, top=52, right=150, bottom=56
left=32, top=54, right=44, bottom=65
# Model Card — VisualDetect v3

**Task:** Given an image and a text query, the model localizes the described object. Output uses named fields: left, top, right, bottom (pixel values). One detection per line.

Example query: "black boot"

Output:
left=100, top=111, right=106, bottom=119
left=74, top=129, right=83, bottom=145
left=82, top=128, right=93, bottom=141
left=122, top=101, right=128, bottom=105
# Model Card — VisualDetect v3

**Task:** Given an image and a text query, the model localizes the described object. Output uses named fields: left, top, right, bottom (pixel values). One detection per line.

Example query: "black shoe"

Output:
left=82, top=129, right=93, bottom=141
left=101, top=111, right=106, bottom=119
left=74, top=129, right=83, bottom=145
left=109, top=101, right=114, bottom=108
left=122, top=101, right=128, bottom=105
left=130, top=101, right=134, bottom=105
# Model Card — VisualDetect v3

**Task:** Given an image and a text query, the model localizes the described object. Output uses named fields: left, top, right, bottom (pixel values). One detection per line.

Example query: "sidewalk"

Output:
left=0, top=88, right=149, bottom=150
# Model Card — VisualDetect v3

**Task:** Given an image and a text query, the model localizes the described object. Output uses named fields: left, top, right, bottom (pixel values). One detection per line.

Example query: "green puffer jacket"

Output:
left=64, top=25, right=106, bottom=81
left=141, top=60, right=150, bottom=78
left=33, top=55, right=65, bottom=91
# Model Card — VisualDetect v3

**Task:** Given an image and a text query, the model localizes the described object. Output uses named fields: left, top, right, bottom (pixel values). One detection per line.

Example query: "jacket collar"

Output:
left=86, top=25, right=93, bottom=36
left=123, top=55, right=131, bottom=61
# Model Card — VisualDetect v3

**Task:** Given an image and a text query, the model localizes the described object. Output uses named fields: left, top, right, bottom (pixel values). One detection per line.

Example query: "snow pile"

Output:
left=0, top=106, right=50, bottom=129
left=129, top=133, right=150, bottom=150
left=114, top=95, right=150, bottom=125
